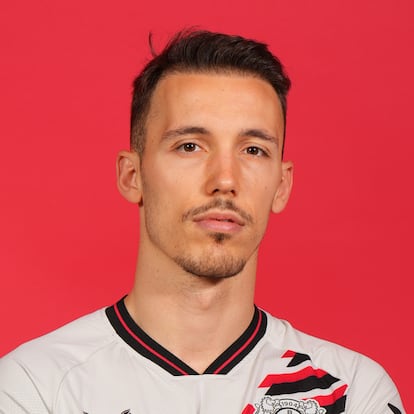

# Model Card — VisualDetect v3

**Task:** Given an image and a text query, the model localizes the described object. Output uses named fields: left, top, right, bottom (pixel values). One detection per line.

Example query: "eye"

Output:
left=177, top=142, right=200, bottom=152
left=244, top=146, right=267, bottom=157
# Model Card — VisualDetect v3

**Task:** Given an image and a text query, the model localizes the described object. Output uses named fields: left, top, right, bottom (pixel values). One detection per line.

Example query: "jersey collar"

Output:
left=106, top=297, right=267, bottom=376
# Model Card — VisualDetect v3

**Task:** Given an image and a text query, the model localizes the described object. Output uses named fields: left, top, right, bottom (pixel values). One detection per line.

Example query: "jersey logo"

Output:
left=255, top=397, right=326, bottom=414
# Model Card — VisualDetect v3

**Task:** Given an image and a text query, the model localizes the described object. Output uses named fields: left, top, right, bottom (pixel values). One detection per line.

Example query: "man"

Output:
left=0, top=30, right=406, bottom=414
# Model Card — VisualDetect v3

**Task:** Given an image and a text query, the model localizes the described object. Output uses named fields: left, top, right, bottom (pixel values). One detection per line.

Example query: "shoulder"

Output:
left=2, top=307, right=114, bottom=367
left=264, top=311, right=374, bottom=376
left=263, top=311, right=405, bottom=413
left=0, top=307, right=116, bottom=411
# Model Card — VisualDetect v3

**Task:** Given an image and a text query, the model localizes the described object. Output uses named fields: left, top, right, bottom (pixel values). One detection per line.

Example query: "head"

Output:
left=118, top=30, right=293, bottom=280
left=130, top=29, right=291, bottom=156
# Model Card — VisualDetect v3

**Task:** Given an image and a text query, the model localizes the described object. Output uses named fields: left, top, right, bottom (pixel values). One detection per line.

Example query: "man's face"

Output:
left=138, top=72, right=292, bottom=278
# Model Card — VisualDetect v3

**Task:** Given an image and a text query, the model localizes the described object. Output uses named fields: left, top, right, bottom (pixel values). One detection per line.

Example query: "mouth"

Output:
left=192, top=211, right=245, bottom=233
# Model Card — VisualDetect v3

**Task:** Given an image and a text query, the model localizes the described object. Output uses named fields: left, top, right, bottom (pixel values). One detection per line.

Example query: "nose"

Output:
left=204, top=151, right=239, bottom=196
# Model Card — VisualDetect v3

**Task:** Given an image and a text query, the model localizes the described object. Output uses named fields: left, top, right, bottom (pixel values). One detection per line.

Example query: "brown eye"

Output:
left=245, top=146, right=265, bottom=156
left=177, top=142, right=200, bottom=152
left=184, top=143, right=196, bottom=151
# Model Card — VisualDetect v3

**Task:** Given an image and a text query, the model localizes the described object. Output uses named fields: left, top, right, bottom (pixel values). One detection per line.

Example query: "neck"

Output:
left=124, top=246, right=257, bottom=373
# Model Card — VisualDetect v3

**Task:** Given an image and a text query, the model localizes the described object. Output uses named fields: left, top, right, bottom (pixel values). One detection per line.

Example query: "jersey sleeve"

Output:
left=0, top=356, right=49, bottom=414
left=345, top=353, right=406, bottom=414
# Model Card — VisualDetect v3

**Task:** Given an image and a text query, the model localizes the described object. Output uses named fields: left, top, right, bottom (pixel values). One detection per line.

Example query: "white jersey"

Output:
left=0, top=297, right=405, bottom=414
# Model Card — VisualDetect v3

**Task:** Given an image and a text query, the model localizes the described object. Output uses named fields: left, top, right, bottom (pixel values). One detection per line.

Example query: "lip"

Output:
left=192, top=211, right=245, bottom=233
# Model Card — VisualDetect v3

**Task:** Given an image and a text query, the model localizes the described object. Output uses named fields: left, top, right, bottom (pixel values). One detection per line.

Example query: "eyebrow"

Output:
left=161, top=126, right=209, bottom=141
left=238, top=128, right=279, bottom=147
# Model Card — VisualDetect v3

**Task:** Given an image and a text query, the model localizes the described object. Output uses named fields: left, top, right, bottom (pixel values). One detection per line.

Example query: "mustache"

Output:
left=182, top=198, right=253, bottom=224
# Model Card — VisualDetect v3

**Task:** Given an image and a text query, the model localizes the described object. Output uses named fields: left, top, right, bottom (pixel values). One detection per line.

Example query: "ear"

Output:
left=116, top=150, right=142, bottom=204
left=271, top=161, right=293, bottom=214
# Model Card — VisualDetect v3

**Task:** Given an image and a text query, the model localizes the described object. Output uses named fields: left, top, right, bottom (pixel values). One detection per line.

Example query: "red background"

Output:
left=1, top=0, right=412, bottom=410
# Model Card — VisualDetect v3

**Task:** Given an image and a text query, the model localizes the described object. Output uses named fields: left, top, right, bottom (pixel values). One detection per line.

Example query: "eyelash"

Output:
left=244, top=146, right=268, bottom=157
left=176, top=142, right=201, bottom=152
left=175, top=142, right=269, bottom=157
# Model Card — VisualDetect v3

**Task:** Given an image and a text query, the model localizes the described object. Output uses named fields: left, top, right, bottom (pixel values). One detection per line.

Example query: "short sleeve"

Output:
left=345, top=354, right=405, bottom=414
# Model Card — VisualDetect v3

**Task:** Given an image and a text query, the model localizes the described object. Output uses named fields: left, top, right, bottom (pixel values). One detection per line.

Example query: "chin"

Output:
left=173, top=253, right=246, bottom=279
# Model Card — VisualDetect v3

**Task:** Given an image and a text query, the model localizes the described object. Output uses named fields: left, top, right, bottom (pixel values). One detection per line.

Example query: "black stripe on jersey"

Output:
left=388, top=403, right=402, bottom=414
left=106, top=297, right=267, bottom=376
left=204, top=306, right=267, bottom=374
left=287, top=352, right=311, bottom=367
left=106, top=298, right=198, bottom=375
left=266, top=372, right=340, bottom=395
left=324, top=395, right=346, bottom=414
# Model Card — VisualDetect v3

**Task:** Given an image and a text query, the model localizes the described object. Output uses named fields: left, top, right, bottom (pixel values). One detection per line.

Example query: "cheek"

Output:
left=250, top=179, right=280, bottom=209
left=249, top=184, right=279, bottom=230
left=141, top=169, right=168, bottom=215
left=141, top=167, right=188, bottom=218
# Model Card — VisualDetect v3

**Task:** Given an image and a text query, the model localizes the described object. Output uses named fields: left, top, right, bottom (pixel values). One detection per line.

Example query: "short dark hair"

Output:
left=130, top=29, right=291, bottom=155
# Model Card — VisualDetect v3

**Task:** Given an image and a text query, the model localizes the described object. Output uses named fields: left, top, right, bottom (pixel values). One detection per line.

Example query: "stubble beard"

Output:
left=143, top=192, right=251, bottom=278
left=174, top=199, right=254, bottom=278
left=173, top=231, right=246, bottom=279
left=145, top=214, right=247, bottom=278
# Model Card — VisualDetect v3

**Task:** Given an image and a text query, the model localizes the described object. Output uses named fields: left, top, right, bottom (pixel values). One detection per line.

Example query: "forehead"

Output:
left=145, top=72, right=284, bottom=137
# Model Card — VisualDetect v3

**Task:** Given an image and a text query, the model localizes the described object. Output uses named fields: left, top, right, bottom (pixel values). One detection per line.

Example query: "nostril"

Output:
left=212, top=188, right=236, bottom=195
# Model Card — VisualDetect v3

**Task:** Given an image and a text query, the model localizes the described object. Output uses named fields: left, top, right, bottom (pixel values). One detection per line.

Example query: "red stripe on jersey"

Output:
left=282, top=350, right=295, bottom=358
left=309, top=384, right=348, bottom=406
left=241, top=404, right=255, bottom=414
left=259, top=366, right=329, bottom=387
left=114, top=303, right=188, bottom=376
left=212, top=310, right=263, bottom=374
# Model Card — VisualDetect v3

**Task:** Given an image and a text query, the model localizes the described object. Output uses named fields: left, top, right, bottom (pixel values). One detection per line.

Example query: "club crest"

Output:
left=254, top=397, right=326, bottom=414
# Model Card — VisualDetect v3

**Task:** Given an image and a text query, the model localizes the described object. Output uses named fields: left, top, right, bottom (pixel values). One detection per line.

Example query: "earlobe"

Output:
left=271, top=161, right=293, bottom=214
left=116, top=150, right=143, bottom=204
